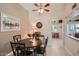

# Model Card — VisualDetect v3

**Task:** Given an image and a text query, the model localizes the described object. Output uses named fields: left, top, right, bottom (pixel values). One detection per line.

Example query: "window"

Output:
left=52, top=23, right=57, bottom=32
left=67, top=22, right=75, bottom=35
left=67, top=22, right=79, bottom=36
left=75, top=23, right=79, bottom=33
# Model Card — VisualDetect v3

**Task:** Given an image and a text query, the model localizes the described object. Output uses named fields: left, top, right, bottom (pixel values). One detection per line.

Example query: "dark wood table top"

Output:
left=19, top=38, right=42, bottom=47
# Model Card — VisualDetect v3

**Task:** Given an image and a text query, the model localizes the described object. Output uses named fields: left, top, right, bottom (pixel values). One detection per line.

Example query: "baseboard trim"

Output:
left=64, top=46, right=73, bottom=56
left=6, top=51, right=13, bottom=56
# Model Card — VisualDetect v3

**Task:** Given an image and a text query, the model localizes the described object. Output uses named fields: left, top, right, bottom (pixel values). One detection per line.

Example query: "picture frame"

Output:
left=0, top=12, right=20, bottom=32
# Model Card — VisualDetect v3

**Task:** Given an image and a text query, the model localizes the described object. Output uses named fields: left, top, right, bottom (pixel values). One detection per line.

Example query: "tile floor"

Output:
left=46, top=38, right=70, bottom=56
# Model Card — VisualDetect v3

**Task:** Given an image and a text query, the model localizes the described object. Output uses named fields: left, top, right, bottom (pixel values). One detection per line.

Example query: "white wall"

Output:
left=20, top=3, right=65, bottom=41
left=0, top=3, right=31, bottom=55
left=20, top=3, right=79, bottom=56
left=63, top=3, right=79, bottom=55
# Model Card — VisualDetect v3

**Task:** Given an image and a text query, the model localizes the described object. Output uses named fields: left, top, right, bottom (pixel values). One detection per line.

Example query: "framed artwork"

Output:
left=0, top=12, right=20, bottom=32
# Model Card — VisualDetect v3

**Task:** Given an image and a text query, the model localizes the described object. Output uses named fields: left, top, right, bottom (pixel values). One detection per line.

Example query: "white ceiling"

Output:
left=20, top=3, right=65, bottom=12
left=20, top=3, right=66, bottom=19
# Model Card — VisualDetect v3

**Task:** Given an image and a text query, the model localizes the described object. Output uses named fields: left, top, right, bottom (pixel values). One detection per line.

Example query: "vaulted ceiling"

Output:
left=20, top=3, right=65, bottom=11
left=20, top=3, right=66, bottom=19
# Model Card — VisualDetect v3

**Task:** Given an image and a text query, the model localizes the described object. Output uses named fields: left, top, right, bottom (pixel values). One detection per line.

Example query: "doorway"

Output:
left=51, top=20, right=63, bottom=39
left=51, top=21, right=59, bottom=38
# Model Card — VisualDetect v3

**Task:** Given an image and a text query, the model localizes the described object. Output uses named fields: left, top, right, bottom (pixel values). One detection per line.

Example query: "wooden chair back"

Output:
left=10, top=41, right=25, bottom=56
left=13, top=35, right=21, bottom=42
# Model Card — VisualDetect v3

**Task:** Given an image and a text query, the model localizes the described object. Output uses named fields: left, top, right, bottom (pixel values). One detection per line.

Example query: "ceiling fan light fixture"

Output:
left=37, top=9, right=44, bottom=13
left=33, top=3, right=50, bottom=14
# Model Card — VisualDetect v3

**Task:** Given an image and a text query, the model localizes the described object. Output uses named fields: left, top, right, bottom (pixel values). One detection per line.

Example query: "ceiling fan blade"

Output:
left=32, top=9, right=38, bottom=11
left=44, top=3, right=50, bottom=7
left=44, top=9, right=50, bottom=12
left=34, top=3, right=38, bottom=7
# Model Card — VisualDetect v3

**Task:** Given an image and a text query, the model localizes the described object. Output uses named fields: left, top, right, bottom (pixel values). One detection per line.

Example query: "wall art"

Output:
left=0, top=12, right=20, bottom=32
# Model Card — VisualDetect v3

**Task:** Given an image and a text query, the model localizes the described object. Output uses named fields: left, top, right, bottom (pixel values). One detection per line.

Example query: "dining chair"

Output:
left=10, top=41, right=26, bottom=56
left=39, top=35, right=45, bottom=43
left=34, top=37, right=48, bottom=56
left=33, top=32, right=41, bottom=39
left=13, top=35, right=21, bottom=42
left=10, top=41, right=33, bottom=56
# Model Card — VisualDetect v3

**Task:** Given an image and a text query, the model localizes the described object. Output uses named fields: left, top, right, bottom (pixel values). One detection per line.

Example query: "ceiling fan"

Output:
left=32, top=3, right=50, bottom=14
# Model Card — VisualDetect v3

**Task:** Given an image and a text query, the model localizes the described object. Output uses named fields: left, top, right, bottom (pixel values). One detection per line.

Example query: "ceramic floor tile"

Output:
left=46, top=39, right=70, bottom=56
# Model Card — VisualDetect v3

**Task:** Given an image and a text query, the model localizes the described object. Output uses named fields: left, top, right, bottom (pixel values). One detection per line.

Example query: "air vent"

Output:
left=72, top=3, right=77, bottom=9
